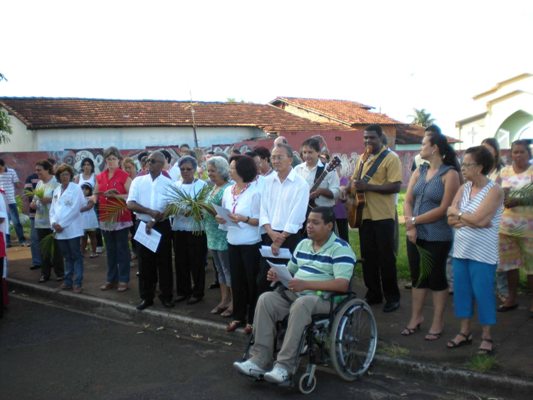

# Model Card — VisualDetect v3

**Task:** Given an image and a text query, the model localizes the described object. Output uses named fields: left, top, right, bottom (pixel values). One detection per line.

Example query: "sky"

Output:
left=1, top=0, right=532, bottom=137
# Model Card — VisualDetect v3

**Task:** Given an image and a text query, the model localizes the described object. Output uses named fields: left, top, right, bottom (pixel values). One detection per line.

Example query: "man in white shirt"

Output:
left=127, top=151, right=175, bottom=311
left=258, top=144, right=309, bottom=294
left=0, top=159, right=27, bottom=247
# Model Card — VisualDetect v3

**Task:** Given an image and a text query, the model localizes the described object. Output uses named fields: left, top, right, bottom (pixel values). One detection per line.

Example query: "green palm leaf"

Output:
left=508, top=183, right=533, bottom=206
left=39, top=233, right=57, bottom=261
left=99, top=198, right=129, bottom=223
left=415, top=245, right=434, bottom=288
left=27, top=187, right=46, bottom=200
left=164, top=183, right=214, bottom=235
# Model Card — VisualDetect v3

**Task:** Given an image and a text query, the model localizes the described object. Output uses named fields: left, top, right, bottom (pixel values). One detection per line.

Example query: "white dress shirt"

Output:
left=293, top=160, right=340, bottom=207
left=127, top=173, right=174, bottom=222
left=259, top=168, right=310, bottom=234
left=49, top=182, right=85, bottom=240
left=220, top=182, right=261, bottom=245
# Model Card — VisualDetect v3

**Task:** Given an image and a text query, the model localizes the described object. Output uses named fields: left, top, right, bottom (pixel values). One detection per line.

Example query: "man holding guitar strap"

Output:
left=351, top=124, right=403, bottom=313
left=294, top=138, right=341, bottom=237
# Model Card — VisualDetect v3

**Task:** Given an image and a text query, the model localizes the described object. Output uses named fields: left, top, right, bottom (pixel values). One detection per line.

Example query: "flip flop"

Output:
left=497, top=304, right=518, bottom=312
left=447, top=332, right=472, bottom=349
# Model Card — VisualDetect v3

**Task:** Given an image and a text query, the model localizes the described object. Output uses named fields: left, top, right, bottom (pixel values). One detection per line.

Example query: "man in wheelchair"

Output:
left=233, top=206, right=356, bottom=384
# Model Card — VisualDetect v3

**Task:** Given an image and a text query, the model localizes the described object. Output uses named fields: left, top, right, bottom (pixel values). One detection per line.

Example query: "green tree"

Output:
left=409, top=108, right=435, bottom=128
left=0, top=73, right=12, bottom=144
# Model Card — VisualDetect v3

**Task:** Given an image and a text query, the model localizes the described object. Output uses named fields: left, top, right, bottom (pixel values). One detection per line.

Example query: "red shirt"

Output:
left=96, top=168, right=132, bottom=223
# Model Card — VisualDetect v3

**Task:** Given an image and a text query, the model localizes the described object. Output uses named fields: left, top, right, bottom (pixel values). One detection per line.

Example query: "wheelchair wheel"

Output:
left=298, top=372, right=317, bottom=394
left=328, top=298, right=378, bottom=381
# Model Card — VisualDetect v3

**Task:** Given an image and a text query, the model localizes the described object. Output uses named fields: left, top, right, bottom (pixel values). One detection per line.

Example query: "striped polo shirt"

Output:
left=287, top=233, right=356, bottom=296
left=0, top=168, right=19, bottom=204
left=452, top=180, right=503, bottom=265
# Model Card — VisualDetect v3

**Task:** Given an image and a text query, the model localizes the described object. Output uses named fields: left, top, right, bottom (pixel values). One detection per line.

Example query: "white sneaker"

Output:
left=264, top=365, right=290, bottom=384
left=233, top=360, right=266, bottom=378
left=95, top=246, right=103, bottom=254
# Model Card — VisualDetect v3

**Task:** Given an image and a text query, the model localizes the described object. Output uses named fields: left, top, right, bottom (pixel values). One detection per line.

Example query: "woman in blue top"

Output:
left=402, top=126, right=460, bottom=340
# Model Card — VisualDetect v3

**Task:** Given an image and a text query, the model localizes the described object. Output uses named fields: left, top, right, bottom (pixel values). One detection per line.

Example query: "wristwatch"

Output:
left=410, top=217, right=416, bottom=225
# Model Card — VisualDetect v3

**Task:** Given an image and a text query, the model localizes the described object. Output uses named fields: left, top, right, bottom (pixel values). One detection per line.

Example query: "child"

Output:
left=80, top=183, right=99, bottom=258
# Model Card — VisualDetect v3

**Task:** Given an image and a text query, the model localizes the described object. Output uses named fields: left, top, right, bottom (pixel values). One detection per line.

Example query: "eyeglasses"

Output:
left=148, top=159, right=163, bottom=164
left=461, top=162, right=478, bottom=168
left=271, top=155, right=287, bottom=161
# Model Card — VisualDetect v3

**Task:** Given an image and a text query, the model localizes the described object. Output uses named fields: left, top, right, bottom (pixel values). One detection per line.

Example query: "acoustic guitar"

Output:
left=347, top=148, right=371, bottom=228
left=308, top=156, right=341, bottom=210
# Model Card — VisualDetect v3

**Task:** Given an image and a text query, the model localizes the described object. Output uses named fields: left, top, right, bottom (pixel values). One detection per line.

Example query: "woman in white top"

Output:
left=172, top=156, right=208, bottom=304
left=217, top=155, right=261, bottom=334
left=50, top=164, right=85, bottom=293
left=32, top=160, right=63, bottom=283
left=447, top=146, right=503, bottom=355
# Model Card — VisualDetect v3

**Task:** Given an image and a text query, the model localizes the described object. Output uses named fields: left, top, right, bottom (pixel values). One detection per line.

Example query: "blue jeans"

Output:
left=102, top=228, right=131, bottom=284
left=7, top=203, right=26, bottom=244
left=57, top=237, right=84, bottom=287
left=30, top=218, right=42, bottom=267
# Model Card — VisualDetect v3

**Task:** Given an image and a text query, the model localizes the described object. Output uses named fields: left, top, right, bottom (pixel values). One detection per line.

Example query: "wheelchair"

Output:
left=240, top=291, right=378, bottom=394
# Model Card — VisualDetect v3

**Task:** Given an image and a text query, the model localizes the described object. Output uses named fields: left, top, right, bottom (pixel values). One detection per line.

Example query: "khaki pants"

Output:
left=249, top=289, right=331, bottom=372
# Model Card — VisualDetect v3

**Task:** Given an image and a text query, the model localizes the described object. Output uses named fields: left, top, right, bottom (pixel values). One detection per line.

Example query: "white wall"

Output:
left=1, top=108, right=38, bottom=151
left=3, top=119, right=266, bottom=151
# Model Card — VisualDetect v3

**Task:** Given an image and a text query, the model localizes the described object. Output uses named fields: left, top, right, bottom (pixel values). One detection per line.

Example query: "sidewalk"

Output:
left=4, top=245, right=533, bottom=397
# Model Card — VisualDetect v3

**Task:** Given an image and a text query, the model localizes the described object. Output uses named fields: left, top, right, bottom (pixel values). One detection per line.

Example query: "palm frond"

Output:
left=39, top=233, right=57, bottom=261
left=27, top=187, right=46, bottom=200
left=99, top=198, right=129, bottom=223
left=415, top=245, right=434, bottom=288
left=508, top=183, right=533, bottom=206
left=163, top=183, right=214, bottom=235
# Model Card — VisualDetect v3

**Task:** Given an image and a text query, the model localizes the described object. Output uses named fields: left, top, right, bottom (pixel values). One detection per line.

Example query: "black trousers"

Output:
left=36, top=228, right=64, bottom=279
left=359, top=219, right=400, bottom=303
left=228, top=242, right=261, bottom=324
left=173, top=230, right=207, bottom=299
left=138, top=220, right=173, bottom=302
left=257, top=231, right=303, bottom=296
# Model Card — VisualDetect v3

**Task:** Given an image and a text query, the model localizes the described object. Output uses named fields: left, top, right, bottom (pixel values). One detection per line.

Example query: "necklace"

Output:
left=231, top=182, right=251, bottom=213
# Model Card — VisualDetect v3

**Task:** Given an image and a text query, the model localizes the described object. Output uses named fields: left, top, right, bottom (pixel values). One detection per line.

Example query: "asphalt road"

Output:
left=1, top=297, right=492, bottom=400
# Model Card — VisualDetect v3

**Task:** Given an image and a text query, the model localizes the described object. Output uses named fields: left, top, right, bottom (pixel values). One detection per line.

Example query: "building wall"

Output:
left=282, top=104, right=337, bottom=124
left=1, top=108, right=38, bottom=151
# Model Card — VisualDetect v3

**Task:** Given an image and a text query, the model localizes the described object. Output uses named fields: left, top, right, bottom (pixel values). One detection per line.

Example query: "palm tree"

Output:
left=0, top=73, right=12, bottom=144
left=409, top=108, right=435, bottom=128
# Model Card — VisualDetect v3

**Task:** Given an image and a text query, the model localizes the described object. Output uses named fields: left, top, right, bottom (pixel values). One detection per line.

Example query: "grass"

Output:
left=465, top=354, right=498, bottom=373
left=377, top=342, right=410, bottom=358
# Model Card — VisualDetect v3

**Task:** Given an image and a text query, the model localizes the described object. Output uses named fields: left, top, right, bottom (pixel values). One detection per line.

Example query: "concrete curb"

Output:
left=9, top=278, right=533, bottom=398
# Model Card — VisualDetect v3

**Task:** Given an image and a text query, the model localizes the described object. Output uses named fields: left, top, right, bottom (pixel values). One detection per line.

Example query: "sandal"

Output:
left=447, top=332, right=472, bottom=349
left=425, top=331, right=442, bottom=341
left=220, top=308, right=233, bottom=318
left=477, top=338, right=494, bottom=355
left=226, top=320, right=243, bottom=333
left=244, top=324, right=253, bottom=335
left=210, top=305, right=228, bottom=315
left=400, top=323, right=421, bottom=336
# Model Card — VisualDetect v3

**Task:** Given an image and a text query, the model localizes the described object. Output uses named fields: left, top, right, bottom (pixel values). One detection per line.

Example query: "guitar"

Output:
left=347, top=147, right=371, bottom=228
left=308, top=156, right=342, bottom=209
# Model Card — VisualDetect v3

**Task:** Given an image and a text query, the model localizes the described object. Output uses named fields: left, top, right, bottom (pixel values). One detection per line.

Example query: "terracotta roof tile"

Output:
left=271, top=97, right=403, bottom=126
left=0, top=97, right=349, bottom=132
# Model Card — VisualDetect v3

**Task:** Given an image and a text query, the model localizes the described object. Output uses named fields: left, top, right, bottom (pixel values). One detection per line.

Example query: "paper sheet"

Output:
left=259, top=245, right=292, bottom=259
left=134, top=221, right=162, bottom=253
left=213, top=204, right=240, bottom=228
left=267, top=260, right=293, bottom=288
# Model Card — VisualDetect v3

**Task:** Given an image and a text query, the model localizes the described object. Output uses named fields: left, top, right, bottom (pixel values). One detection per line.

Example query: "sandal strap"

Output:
left=458, top=332, right=471, bottom=339
left=481, top=338, right=493, bottom=343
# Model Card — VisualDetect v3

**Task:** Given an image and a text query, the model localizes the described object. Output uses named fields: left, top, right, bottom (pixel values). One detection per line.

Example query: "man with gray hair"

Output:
left=258, top=143, right=309, bottom=294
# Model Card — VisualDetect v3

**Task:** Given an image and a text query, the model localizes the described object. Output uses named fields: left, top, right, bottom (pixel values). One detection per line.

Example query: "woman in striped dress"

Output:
left=446, top=146, right=503, bottom=355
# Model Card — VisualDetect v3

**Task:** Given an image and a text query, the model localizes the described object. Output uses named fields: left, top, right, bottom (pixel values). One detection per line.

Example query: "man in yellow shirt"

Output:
left=351, top=124, right=402, bottom=312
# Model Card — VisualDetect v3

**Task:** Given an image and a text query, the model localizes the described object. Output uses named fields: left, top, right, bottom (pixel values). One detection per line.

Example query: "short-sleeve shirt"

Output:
left=352, top=146, right=402, bottom=221
left=204, top=182, right=231, bottom=250
left=500, top=165, right=533, bottom=238
left=287, top=233, right=356, bottom=296
left=0, top=168, right=19, bottom=204
left=34, top=177, right=60, bottom=229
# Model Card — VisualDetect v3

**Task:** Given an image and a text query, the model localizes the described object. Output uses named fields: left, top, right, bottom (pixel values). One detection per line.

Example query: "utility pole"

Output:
left=190, top=90, right=199, bottom=148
